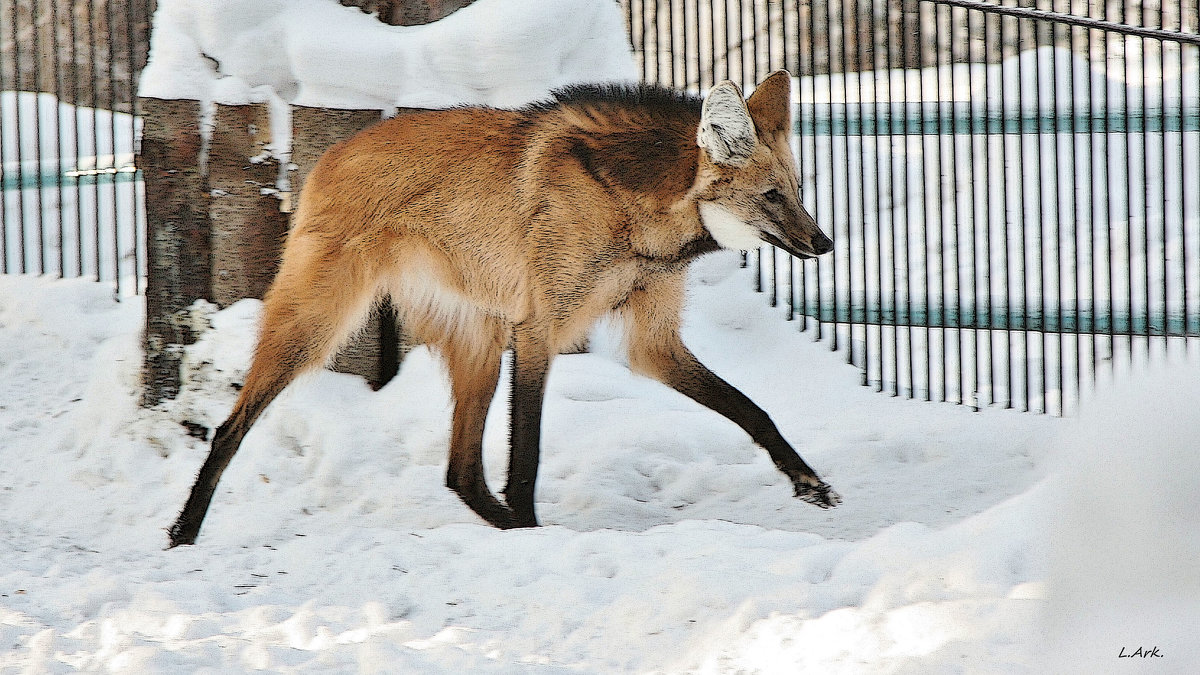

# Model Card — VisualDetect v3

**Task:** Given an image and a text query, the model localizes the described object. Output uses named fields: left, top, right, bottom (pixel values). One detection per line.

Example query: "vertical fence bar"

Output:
left=1085, top=16, right=1098, bottom=396
left=1120, top=0, right=1132, bottom=370
left=799, top=0, right=812, bottom=332
left=783, top=0, right=796, bottom=325
left=11, top=0, right=27, bottom=274
left=1158, top=6, right=1168, bottom=358
left=951, top=1, right=962, bottom=404
left=751, top=0, right=765, bottom=294
left=1017, top=8, right=1031, bottom=412
left=998, top=7, right=1012, bottom=408
left=707, top=0, right=716, bottom=87
left=627, top=0, right=636, bottom=79
left=706, top=0, right=713, bottom=87
left=666, top=0, right=675, bottom=87
left=640, top=0, right=649, bottom=82
left=31, top=0, right=47, bottom=276
left=681, top=0, right=690, bottom=90
left=88, top=0, right=101, bottom=283
left=762, top=0, right=776, bottom=310
left=1066, top=10, right=1080, bottom=407
left=885, top=0, right=898, bottom=394
left=875, top=0, right=888, bottom=392
left=899, top=0, right=912, bottom=393
left=815, top=0, right=832, bottom=344
left=128, top=0, right=142, bottom=293
left=655, top=0, right=663, bottom=84
left=934, top=2, right=947, bottom=401
left=916, top=2, right=931, bottom=400
left=108, top=0, right=121, bottom=295
left=70, top=1, right=83, bottom=277
left=1048, top=19, right=1061, bottom=415
left=982, top=9, right=994, bottom=407
left=737, top=0, right=750, bottom=273
left=901, top=0, right=910, bottom=394
left=1102, top=0, right=1115, bottom=395
left=801, top=0, right=814, bottom=331
left=824, top=0, right=837, bottom=351
left=737, top=0, right=747, bottom=86
left=1032, top=15, right=1046, bottom=412
left=1139, top=9, right=1149, bottom=363
left=764, top=1, right=773, bottom=75
left=1182, top=17, right=1192, bottom=353
left=968, top=6, right=982, bottom=409
left=839, top=0, right=848, bottom=353
left=854, top=0, right=864, bottom=365
left=50, top=0, right=65, bottom=278
left=854, top=0, right=870, bottom=378
left=724, top=0, right=733, bottom=86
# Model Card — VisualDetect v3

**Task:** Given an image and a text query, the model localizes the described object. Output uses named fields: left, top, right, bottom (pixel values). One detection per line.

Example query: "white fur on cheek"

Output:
left=698, top=202, right=764, bottom=251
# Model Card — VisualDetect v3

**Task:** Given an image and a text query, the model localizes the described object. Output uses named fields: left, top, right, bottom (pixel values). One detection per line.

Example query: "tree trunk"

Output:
left=139, top=96, right=208, bottom=406
left=208, top=102, right=288, bottom=308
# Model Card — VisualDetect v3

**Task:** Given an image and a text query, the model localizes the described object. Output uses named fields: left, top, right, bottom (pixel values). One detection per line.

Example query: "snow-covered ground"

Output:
left=2, top=254, right=1198, bottom=673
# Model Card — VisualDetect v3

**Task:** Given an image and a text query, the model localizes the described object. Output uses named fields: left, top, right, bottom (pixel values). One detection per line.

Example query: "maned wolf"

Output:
left=168, top=70, right=838, bottom=547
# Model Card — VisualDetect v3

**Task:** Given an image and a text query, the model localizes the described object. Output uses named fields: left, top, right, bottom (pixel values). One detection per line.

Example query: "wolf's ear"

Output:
left=747, top=70, right=792, bottom=135
left=697, top=81, right=756, bottom=166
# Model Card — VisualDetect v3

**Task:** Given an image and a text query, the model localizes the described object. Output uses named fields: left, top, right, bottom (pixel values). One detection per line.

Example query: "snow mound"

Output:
left=1, top=255, right=1077, bottom=672
left=1044, top=362, right=1200, bottom=673
left=139, top=0, right=637, bottom=110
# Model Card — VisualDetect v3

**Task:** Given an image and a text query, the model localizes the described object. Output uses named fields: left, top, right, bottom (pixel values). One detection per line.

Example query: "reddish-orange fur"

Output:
left=168, top=71, right=837, bottom=546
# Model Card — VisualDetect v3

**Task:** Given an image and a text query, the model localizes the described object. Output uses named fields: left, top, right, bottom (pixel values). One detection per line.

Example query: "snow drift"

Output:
left=3, top=255, right=1197, bottom=671
left=139, top=0, right=638, bottom=109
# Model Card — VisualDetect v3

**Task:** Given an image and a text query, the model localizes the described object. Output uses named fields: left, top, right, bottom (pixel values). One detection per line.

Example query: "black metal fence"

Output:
left=627, top=0, right=1200, bottom=414
left=0, top=0, right=152, bottom=296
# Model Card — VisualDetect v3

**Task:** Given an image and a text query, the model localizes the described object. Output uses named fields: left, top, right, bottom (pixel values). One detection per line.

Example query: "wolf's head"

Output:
left=692, top=71, right=833, bottom=260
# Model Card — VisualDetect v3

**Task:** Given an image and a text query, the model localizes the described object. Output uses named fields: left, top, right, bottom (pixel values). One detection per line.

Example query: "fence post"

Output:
left=208, top=102, right=288, bottom=307
left=138, top=96, right=209, bottom=407
left=290, top=105, right=401, bottom=389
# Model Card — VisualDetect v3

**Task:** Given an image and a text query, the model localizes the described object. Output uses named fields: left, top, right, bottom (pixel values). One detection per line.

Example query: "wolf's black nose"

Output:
left=812, top=231, right=834, bottom=256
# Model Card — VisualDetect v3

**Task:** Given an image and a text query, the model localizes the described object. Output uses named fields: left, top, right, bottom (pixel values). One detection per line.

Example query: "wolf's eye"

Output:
left=763, top=189, right=784, bottom=204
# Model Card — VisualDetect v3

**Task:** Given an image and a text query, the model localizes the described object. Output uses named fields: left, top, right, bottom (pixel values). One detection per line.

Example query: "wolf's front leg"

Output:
left=503, top=322, right=552, bottom=527
left=621, top=273, right=840, bottom=509
left=655, top=346, right=841, bottom=508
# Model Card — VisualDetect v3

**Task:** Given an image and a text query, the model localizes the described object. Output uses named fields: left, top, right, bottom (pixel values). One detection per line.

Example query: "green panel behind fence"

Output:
left=793, top=103, right=1200, bottom=136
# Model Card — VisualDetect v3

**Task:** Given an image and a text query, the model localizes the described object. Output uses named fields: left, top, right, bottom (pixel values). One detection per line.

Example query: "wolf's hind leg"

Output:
left=169, top=236, right=382, bottom=547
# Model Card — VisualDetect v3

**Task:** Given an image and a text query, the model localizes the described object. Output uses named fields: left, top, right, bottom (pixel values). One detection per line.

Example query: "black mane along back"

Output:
left=534, top=82, right=703, bottom=116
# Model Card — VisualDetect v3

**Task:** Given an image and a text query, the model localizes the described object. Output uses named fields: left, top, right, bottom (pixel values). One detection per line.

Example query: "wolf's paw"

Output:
left=794, top=479, right=841, bottom=509
left=166, top=518, right=198, bottom=548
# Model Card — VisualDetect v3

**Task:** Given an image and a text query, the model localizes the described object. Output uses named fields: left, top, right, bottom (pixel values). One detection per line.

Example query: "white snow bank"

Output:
left=799, top=45, right=1200, bottom=113
left=1044, top=362, right=1200, bottom=672
left=3, top=254, right=1198, bottom=671
left=139, top=0, right=637, bottom=110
